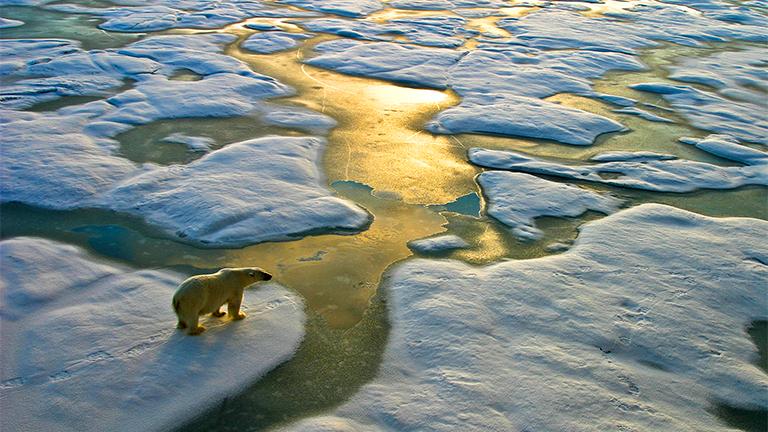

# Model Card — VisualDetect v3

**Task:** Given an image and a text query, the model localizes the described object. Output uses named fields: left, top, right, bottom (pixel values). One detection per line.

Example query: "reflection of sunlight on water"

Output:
left=363, top=84, right=450, bottom=107
left=580, top=0, right=645, bottom=17
left=466, top=16, right=514, bottom=37
left=367, top=8, right=453, bottom=22
left=500, top=6, right=540, bottom=18
left=229, top=17, right=304, bottom=32
left=224, top=181, right=446, bottom=328
left=225, top=34, right=479, bottom=205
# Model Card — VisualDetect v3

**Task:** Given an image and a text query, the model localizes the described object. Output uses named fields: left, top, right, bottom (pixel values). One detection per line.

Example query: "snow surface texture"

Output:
left=302, top=2, right=767, bottom=145
left=468, top=134, right=768, bottom=193
left=0, top=237, right=306, bottom=432
left=282, top=204, right=768, bottom=431
left=478, top=171, right=623, bottom=240
left=0, top=17, right=24, bottom=28
left=427, top=94, right=625, bottom=145
left=161, top=133, right=215, bottom=152
left=241, top=31, right=312, bottom=54
left=0, top=112, right=370, bottom=246
left=301, top=16, right=474, bottom=48
left=630, top=81, right=768, bottom=145
left=0, top=34, right=366, bottom=247
left=45, top=1, right=319, bottom=32
left=278, top=0, right=383, bottom=17
left=408, top=235, right=469, bottom=254
left=307, top=39, right=640, bottom=145
left=104, top=136, right=372, bottom=246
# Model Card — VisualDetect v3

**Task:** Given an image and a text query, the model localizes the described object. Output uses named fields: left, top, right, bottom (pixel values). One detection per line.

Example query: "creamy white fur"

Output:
left=172, top=267, right=272, bottom=335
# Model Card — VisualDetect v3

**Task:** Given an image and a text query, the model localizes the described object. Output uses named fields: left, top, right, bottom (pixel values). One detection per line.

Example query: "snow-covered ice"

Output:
left=678, top=135, right=768, bottom=166
left=469, top=136, right=768, bottom=193
left=0, top=237, right=306, bottom=432
left=301, top=4, right=766, bottom=145
left=0, top=109, right=140, bottom=209
left=0, top=17, right=24, bottom=28
left=278, top=0, right=383, bottom=17
left=44, top=1, right=319, bottom=33
left=427, top=94, right=625, bottom=145
left=1, top=34, right=366, bottom=247
left=241, top=32, right=312, bottom=54
left=308, top=40, right=643, bottom=144
left=1, top=112, right=368, bottom=247
left=408, top=234, right=470, bottom=254
left=301, top=15, right=472, bottom=48
left=630, top=82, right=768, bottom=145
left=478, top=171, right=624, bottom=240
left=161, top=133, right=215, bottom=152
left=282, top=204, right=768, bottom=431
left=104, top=136, right=372, bottom=247
left=613, top=106, right=674, bottom=123
left=307, top=40, right=463, bottom=89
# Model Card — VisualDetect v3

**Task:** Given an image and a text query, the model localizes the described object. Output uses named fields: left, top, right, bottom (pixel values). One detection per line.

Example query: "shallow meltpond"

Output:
left=115, top=116, right=303, bottom=165
left=0, top=6, right=144, bottom=50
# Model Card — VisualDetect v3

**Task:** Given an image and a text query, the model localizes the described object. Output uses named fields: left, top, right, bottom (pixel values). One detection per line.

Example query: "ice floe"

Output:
left=0, top=237, right=306, bottom=432
left=667, top=46, right=767, bottom=96
left=498, top=6, right=767, bottom=52
left=298, top=1, right=766, bottom=145
left=283, top=204, right=768, bottom=431
left=104, top=136, right=372, bottom=246
left=630, top=82, right=768, bottom=145
left=300, top=15, right=472, bottom=48
left=469, top=139, right=768, bottom=193
left=679, top=134, right=768, bottom=166
left=306, top=40, right=463, bottom=89
left=478, top=171, right=623, bottom=240
left=1, top=34, right=362, bottom=246
left=408, top=234, right=470, bottom=254
left=241, top=31, right=313, bottom=54
left=307, top=40, right=642, bottom=144
left=0, top=110, right=370, bottom=246
left=427, top=94, right=625, bottom=145
left=631, top=46, right=768, bottom=144
left=0, top=109, right=139, bottom=209
left=161, top=133, right=215, bottom=152
left=0, top=17, right=23, bottom=28
left=45, top=1, right=319, bottom=33
left=278, top=0, right=383, bottom=17
left=613, top=106, right=674, bottom=123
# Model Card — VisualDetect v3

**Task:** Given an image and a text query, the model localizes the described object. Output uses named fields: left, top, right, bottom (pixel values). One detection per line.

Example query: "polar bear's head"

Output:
left=226, top=267, right=273, bottom=285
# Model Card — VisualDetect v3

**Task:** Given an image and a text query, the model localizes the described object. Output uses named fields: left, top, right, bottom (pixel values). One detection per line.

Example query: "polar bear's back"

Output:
left=173, top=275, right=213, bottom=312
left=172, top=271, right=239, bottom=314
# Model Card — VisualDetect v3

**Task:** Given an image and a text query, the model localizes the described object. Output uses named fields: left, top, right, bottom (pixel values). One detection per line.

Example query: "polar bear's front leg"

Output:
left=186, top=313, right=206, bottom=335
left=228, top=291, right=246, bottom=320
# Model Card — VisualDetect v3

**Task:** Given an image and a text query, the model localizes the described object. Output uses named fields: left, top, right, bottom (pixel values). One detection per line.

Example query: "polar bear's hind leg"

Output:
left=211, top=307, right=226, bottom=318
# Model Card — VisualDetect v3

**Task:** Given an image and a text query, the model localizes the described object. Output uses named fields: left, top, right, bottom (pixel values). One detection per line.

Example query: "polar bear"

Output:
left=172, top=267, right=272, bottom=335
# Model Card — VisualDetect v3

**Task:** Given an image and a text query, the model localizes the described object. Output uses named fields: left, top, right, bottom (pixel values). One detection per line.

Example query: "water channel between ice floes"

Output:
left=1, top=2, right=766, bottom=431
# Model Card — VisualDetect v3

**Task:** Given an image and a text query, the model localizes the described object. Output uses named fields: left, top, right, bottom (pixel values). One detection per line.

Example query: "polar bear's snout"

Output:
left=248, top=269, right=273, bottom=281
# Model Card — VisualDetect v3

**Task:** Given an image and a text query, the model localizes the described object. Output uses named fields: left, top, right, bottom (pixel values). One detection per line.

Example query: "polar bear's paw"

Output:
left=189, top=326, right=206, bottom=335
left=211, top=310, right=226, bottom=318
left=232, top=312, right=247, bottom=321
